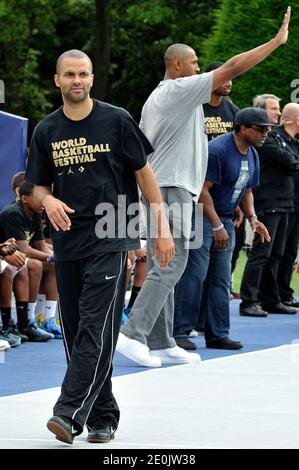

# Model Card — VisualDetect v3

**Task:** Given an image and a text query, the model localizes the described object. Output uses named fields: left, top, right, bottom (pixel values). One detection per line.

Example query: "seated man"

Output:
left=0, top=180, right=61, bottom=338
left=0, top=246, right=52, bottom=342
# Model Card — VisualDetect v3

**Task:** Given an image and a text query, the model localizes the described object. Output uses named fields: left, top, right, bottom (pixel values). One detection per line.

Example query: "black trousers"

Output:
left=231, top=218, right=246, bottom=274
left=54, top=251, right=127, bottom=433
left=240, top=212, right=289, bottom=306
left=277, top=212, right=299, bottom=301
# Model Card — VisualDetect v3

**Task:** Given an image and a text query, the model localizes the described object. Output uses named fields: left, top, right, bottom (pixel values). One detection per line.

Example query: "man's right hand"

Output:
left=4, top=251, right=26, bottom=269
left=0, top=238, right=16, bottom=256
left=42, top=195, right=75, bottom=231
left=275, top=5, right=291, bottom=45
left=213, top=227, right=229, bottom=250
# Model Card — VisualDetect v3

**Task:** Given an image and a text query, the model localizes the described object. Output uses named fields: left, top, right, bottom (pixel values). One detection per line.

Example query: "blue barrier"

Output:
left=0, top=111, right=28, bottom=209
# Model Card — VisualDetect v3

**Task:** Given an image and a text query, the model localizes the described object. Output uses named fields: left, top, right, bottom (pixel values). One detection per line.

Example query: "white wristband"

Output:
left=212, top=223, right=224, bottom=232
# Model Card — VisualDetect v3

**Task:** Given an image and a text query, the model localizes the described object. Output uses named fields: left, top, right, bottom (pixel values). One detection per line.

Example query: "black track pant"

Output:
left=277, top=212, right=299, bottom=301
left=54, top=251, right=127, bottom=433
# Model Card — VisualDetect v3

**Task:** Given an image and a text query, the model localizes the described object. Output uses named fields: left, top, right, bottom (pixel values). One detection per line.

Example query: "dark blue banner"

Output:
left=0, top=111, right=28, bottom=210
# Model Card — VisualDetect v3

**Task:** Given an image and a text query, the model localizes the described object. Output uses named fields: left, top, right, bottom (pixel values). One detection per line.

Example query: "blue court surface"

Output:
left=1, top=299, right=298, bottom=397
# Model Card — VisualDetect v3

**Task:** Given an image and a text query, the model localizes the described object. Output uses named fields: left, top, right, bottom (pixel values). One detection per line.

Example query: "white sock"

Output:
left=27, top=302, right=37, bottom=322
left=45, top=300, right=57, bottom=320
left=35, top=294, right=46, bottom=317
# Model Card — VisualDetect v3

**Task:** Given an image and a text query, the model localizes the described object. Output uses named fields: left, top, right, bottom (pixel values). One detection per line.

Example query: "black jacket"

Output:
left=253, top=126, right=299, bottom=213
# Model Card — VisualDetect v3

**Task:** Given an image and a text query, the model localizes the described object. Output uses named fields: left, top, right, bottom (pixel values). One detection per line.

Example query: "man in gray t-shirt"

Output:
left=117, top=7, right=291, bottom=367
left=140, top=70, right=212, bottom=198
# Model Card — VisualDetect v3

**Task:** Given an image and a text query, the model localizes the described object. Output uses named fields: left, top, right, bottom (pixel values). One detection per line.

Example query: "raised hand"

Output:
left=275, top=5, right=291, bottom=45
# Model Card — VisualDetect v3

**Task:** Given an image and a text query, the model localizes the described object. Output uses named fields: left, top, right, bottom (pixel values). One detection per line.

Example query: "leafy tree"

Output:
left=0, top=0, right=222, bottom=128
left=0, top=0, right=58, bottom=124
left=203, top=0, right=299, bottom=108
left=106, top=0, right=222, bottom=120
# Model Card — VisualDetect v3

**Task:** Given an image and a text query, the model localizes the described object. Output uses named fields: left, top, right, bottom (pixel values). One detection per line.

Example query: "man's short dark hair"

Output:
left=11, top=171, right=25, bottom=191
left=19, top=180, right=35, bottom=197
left=204, top=61, right=224, bottom=73
left=56, top=49, right=93, bottom=74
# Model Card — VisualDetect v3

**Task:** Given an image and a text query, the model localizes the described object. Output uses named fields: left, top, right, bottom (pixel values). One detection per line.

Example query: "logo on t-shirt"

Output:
left=231, top=160, right=249, bottom=203
left=204, top=116, right=234, bottom=138
left=51, top=137, right=111, bottom=171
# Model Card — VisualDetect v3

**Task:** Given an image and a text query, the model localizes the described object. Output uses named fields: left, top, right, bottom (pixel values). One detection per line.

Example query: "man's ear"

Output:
left=20, top=195, right=28, bottom=205
left=54, top=74, right=60, bottom=88
left=174, top=58, right=182, bottom=71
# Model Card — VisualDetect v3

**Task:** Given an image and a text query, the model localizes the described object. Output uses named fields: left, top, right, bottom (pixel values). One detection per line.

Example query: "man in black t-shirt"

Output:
left=25, top=49, right=174, bottom=445
left=203, top=61, right=239, bottom=142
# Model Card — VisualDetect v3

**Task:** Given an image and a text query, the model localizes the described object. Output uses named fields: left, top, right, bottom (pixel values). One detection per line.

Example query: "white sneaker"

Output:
left=0, top=339, right=10, bottom=351
left=116, top=333, right=161, bottom=367
left=150, top=346, right=201, bottom=364
left=189, top=329, right=199, bottom=337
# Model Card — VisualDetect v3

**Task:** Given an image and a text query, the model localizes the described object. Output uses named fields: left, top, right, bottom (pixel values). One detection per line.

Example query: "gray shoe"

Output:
left=175, top=337, right=197, bottom=350
left=240, top=304, right=268, bottom=317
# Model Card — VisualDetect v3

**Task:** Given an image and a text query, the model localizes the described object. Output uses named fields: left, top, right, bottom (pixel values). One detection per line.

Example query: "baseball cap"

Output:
left=234, top=107, right=272, bottom=127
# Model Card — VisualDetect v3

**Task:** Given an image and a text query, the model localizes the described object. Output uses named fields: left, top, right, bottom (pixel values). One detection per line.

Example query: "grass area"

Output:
left=232, top=250, right=299, bottom=296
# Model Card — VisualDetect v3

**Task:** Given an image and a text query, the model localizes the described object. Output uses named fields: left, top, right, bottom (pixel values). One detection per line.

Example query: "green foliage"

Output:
left=0, top=0, right=58, bottom=124
left=107, top=0, right=222, bottom=120
left=0, top=0, right=94, bottom=127
left=0, top=0, right=222, bottom=127
left=203, top=0, right=298, bottom=108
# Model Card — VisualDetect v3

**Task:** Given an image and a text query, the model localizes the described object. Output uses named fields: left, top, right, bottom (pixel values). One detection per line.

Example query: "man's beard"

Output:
left=64, top=88, right=90, bottom=104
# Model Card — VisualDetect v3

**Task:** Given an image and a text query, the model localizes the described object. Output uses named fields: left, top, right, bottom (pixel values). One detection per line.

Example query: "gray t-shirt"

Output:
left=140, top=72, right=213, bottom=197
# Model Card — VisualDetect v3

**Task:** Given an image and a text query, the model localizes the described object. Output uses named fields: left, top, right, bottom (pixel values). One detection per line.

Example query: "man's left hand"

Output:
left=152, top=232, right=175, bottom=268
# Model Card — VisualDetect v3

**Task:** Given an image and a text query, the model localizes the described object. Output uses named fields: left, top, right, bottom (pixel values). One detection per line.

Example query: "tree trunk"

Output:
left=93, top=0, right=110, bottom=100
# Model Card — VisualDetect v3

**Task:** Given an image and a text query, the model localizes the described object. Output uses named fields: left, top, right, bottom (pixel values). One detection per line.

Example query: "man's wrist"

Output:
left=41, top=194, right=53, bottom=208
left=212, top=223, right=224, bottom=232
left=247, top=214, right=257, bottom=222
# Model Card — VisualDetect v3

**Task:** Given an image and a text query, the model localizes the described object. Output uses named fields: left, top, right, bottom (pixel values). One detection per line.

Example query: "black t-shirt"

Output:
left=0, top=200, right=44, bottom=243
left=25, top=100, right=153, bottom=261
left=203, top=98, right=239, bottom=141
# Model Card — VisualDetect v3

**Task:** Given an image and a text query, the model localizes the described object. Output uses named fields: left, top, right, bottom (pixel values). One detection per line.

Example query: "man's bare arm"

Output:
left=199, top=181, right=229, bottom=250
left=212, top=6, right=291, bottom=90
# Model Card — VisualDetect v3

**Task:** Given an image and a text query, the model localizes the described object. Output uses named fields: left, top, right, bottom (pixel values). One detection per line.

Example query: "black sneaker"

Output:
left=283, top=297, right=299, bottom=308
left=175, top=337, right=197, bottom=350
left=0, top=329, right=21, bottom=347
left=240, top=304, right=268, bottom=317
left=87, top=423, right=116, bottom=443
left=47, top=415, right=77, bottom=444
left=206, top=337, right=243, bottom=350
left=262, top=302, right=298, bottom=314
left=7, top=321, right=28, bottom=342
left=20, top=321, right=53, bottom=342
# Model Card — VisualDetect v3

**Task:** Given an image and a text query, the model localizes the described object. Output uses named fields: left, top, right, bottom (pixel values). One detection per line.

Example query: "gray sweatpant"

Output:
left=121, top=187, right=193, bottom=350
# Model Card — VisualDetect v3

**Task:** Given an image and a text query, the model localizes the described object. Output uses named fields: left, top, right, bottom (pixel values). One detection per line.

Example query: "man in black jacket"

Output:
left=240, top=102, right=299, bottom=316
left=276, top=104, right=299, bottom=307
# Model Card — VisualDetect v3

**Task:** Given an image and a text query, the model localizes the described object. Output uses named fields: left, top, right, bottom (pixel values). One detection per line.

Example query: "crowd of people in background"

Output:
left=0, top=5, right=297, bottom=446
